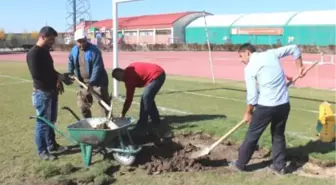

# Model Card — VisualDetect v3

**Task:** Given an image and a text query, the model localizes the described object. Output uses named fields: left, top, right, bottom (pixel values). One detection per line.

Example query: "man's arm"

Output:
left=243, top=68, right=258, bottom=122
left=88, top=49, right=104, bottom=85
left=68, top=50, right=75, bottom=74
left=272, top=45, right=304, bottom=76
left=27, top=52, right=41, bottom=80
left=272, top=44, right=302, bottom=60
left=121, top=83, right=136, bottom=117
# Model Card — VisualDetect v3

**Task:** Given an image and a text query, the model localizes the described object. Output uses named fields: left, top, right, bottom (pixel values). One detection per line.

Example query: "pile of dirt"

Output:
left=138, top=143, right=214, bottom=175
left=135, top=132, right=254, bottom=175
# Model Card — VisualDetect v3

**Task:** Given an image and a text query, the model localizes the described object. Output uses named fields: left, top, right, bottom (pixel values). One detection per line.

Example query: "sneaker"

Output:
left=228, top=161, right=245, bottom=172
left=39, top=152, right=56, bottom=161
left=48, top=144, right=69, bottom=154
left=268, top=164, right=286, bottom=175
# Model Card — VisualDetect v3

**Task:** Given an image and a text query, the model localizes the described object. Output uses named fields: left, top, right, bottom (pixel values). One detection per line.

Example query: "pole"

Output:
left=112, top=0, right=142, bottom=98
left=73, top=0, right=76, bottom=33
left=112, top=0, right=119, bottom=97
left=203, top=11, right=215, bottom=83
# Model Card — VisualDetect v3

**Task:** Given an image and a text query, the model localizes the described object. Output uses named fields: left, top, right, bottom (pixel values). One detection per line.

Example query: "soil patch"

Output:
left=134, top=132, right=270, bottom=175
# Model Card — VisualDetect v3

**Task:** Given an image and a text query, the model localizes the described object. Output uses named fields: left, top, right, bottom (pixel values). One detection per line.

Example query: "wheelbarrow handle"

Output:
left=61, top=106, right=81, bottom=121
left=72, top=76, right=112, bottom=112
left=29, top=116, right=78, bottom=145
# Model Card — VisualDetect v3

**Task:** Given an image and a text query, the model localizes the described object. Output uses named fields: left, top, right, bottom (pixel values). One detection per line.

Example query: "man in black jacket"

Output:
left=27, top=26, right=72, bottom=161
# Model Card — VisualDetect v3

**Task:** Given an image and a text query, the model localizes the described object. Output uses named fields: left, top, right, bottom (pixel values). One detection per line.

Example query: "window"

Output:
left=139, top=30, right=153, bottom=36
left=124, top=31, right=137, bottom=36
left=156, top=30, right=171, bottom=35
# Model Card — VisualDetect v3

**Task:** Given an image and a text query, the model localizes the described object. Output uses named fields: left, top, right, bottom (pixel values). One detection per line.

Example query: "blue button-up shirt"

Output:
left=244, top=45, right=302, bottom=107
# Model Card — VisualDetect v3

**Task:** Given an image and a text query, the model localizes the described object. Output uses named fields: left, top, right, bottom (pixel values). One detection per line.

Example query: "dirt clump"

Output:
left=133, top=133, right=249, bottom=175
left=140, top=143, right=214, bottom=175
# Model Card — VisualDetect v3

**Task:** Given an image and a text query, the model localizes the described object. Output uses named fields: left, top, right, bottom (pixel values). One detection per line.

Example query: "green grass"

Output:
left=0, top=61, right=335, bottom=185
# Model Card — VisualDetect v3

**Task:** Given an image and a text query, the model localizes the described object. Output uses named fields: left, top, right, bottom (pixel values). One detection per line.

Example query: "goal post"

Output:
left=112, top=0, right=143, bottom=97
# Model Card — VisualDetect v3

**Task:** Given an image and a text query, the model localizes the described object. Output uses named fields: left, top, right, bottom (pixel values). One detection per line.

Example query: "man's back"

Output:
left=245, top=49, right=289, bottom=106
left=124, top=62, right=164, bottom=87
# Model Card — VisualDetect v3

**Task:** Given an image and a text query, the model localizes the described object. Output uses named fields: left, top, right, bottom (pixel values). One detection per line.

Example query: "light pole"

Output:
left=112, top=0, right=142, bottom=97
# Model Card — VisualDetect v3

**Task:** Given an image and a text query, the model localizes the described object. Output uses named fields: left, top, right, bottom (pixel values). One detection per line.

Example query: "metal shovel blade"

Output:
left=188, top=120, right=246, bottom=160
left=189, top=147, right=211, bottom=159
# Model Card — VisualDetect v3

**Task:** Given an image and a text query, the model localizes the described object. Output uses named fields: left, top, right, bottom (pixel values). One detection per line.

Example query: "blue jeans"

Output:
left=32, top=89, right=58, bottom=155
left=137, top=72, right=166, bottom=127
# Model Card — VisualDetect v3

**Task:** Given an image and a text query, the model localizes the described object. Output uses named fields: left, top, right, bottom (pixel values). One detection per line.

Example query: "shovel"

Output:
left=286, top=60, right=320, bottom=87
left=72, top=76, right=112, bottom=112
left=189, top=120, right=246, bottom=159
left=189, top=60, right=320, bottom=159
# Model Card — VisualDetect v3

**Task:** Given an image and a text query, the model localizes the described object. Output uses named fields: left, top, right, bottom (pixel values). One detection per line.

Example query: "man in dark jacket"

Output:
left=68, top=29, right=110, bottom=118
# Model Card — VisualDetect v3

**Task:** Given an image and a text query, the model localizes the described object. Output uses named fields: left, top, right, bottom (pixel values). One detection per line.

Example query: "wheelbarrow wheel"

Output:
left=112, top=151, right=136, bottom=166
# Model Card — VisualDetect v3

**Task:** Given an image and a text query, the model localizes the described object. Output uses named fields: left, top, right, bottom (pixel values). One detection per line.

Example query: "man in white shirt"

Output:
left=230, top=43, right=306, bottom=175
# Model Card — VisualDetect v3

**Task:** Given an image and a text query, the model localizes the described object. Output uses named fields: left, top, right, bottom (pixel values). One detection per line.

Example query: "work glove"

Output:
left=62, top=72, right=74, bottom=85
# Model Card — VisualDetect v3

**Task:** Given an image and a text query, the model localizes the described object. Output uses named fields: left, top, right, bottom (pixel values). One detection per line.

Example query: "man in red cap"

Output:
left=112, top=62, right=172, bottom=139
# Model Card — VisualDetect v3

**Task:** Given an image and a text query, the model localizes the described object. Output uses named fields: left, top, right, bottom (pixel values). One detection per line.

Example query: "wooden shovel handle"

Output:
left=208, top=120, right=246, bottom=151
left=286, top=60, right=320, bottom=87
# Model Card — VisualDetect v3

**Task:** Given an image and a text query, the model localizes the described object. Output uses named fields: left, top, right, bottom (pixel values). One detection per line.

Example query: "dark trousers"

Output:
left=137, top=72, right=166, bottom=127
left=236, top=103, right=290, bottom=171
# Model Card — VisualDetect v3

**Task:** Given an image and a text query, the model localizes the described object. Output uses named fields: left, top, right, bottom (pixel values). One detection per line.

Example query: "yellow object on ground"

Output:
left=316, top=102, right=336, bottom=142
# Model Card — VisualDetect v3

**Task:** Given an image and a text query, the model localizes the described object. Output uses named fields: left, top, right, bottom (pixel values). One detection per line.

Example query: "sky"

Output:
left=0, top=0, right=335, bottom=33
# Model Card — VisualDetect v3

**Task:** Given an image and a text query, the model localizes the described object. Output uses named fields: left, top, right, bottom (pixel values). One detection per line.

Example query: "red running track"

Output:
left=0, top=51, right=335, bottom=90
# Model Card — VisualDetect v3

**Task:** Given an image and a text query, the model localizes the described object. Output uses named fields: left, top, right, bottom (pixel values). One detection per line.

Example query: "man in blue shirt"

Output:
left=230, top=43, right=306, bottom=174
left=68, top=29, right=110, bottom=118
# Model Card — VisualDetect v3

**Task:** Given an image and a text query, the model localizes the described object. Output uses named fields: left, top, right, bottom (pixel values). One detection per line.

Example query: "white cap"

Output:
left=74, top=29, right=86, bottom=41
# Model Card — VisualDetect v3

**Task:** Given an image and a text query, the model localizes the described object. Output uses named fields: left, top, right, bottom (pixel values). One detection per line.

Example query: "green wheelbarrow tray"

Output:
left=29, top=116, right=142, bottom=167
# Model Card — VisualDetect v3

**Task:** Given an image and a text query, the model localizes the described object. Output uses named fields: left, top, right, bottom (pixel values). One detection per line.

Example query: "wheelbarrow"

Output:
left=29, top=107, right=142, bottom=167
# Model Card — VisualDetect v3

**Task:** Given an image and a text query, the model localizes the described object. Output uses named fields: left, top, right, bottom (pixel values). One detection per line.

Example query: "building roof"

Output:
left=91, top=11, right=203, bottom=30
left=186, top=14, right=245, bottom=28
left=287, top=10, right=336, bottom=25
left=232, top=12, right=298, bottom=27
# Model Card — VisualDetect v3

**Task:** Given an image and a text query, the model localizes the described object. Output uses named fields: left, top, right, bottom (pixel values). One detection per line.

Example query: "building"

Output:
left=185, top=10, right=336, bottom=46
left=185, top=14, right=244, bottom=44
left=89, top=11, right=210, bottom=45
left=285, top=10, right=336, bottom=46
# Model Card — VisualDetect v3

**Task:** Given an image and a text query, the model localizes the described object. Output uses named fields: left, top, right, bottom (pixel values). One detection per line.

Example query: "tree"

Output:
left=30, top=31, right=39, bottom=40
left=0, top=28, right=6, bottom=40
left=21, top=30, right=29, bottom=44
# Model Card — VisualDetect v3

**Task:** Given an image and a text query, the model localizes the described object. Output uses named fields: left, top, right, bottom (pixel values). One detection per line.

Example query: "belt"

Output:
left=33, top=87, right=56, bottom=93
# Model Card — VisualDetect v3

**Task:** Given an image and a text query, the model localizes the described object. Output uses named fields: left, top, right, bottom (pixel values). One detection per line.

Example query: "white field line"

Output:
left=115, top=97, right=192, bottom=115
left=0, top=74, right=31, bottom=82
left=0, top=81, right=30, bottom=86
left=0, top=74, right=321, bottom=140
left=0, top=74, right=190, bottom=115
left=166, top=89, right=320, bottom=114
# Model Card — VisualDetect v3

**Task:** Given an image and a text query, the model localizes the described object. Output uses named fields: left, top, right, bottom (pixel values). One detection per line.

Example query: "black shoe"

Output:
left=268, top=164, right=286, bottom=175
left=228, top=161, right=245, bottom=172
left=129, top=125, right=151, bottom=137
left=39, top=152, right=56, bottom=161
left=48, top=144, right=68, bottom=154
left=152, top=124, right=174, bottom=139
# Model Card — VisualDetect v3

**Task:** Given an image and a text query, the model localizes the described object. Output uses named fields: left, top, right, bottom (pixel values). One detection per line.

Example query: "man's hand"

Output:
left=295, top=56, right=305, bottom=78
left=62, top=73, right=74, bottom=85
left=87, top=84, right=94, bottom=93
left=56, top=80, right=64, bottom=95
left=298, top=66, right=306, bottom=78
left=243, top=111, right=252, bottom=124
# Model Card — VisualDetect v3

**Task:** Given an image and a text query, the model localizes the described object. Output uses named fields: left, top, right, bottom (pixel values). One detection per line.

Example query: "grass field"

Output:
left=0, top=61, right=335, bottom=185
